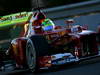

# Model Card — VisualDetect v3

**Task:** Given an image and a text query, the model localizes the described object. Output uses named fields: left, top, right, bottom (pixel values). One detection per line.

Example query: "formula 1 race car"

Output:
left=7, top=10, right=100, bottom=72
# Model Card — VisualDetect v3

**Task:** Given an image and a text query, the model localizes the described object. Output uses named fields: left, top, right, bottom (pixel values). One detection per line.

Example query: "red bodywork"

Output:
left=8, top=12, right=99, bottom=69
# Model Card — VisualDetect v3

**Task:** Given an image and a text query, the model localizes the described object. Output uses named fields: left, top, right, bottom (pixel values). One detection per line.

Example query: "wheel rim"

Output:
left=26, top=39, right=36, bottom=71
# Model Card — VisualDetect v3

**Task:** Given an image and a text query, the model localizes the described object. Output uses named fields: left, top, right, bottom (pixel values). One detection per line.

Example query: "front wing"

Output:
left=39, top=53, right=79, bottom=69
left=51, top=53, right=79, bottom=65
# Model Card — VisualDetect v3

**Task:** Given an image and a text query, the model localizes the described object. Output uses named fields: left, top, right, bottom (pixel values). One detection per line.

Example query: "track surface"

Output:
left=2, top=56, right=100, bottom=75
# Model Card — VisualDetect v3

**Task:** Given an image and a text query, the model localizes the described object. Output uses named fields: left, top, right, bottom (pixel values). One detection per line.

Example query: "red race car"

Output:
left=7, top=11, right=100, bottom=72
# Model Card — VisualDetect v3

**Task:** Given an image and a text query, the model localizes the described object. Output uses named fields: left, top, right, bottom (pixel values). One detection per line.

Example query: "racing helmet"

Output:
left=42, top=18, right=55, bottom=31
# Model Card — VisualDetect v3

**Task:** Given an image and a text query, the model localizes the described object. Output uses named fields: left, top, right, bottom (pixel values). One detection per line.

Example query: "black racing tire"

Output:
left=26, top=35, right=51, bottom=72
left=26, top=38, right=36, bottom=72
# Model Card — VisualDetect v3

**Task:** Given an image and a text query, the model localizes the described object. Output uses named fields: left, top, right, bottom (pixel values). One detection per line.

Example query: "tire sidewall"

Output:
left=26, top=38, right=36, bottom=72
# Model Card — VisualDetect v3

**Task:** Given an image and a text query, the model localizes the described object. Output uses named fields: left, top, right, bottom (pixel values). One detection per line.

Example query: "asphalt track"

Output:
left=2, top=56, right=100, bottom=75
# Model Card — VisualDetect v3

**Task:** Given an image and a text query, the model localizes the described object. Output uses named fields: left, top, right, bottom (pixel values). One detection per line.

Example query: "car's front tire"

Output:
left=26, top=35, right=51, bottom=72
left=26, top=39, right=36, bottom=72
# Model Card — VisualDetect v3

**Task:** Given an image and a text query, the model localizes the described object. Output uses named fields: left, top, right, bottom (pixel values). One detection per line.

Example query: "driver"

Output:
left=24, top=11, right=55, bottom=37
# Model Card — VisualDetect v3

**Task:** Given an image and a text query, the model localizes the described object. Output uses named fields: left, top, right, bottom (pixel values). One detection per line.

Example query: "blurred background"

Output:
left=0, top=0, right=91, bottom=16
